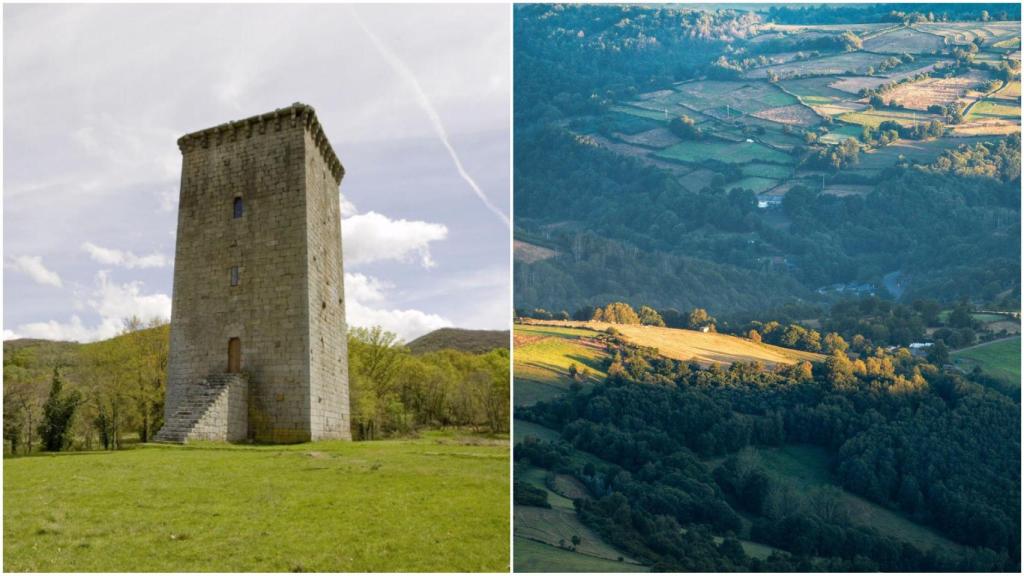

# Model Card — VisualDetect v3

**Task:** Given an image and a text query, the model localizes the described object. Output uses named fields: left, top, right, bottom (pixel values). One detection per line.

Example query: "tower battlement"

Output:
left=177, top=102, right=344, bottom=181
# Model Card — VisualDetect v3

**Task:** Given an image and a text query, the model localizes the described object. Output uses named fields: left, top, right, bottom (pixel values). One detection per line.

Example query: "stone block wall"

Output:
left=188, top=374, right=249, bottom=442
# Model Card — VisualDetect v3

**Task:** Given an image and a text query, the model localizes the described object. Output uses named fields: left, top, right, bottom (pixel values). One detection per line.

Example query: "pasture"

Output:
left=837, top=108, right=943, bottom=128
left=674, top=80, right=796, bottom=114
left=513, top=324, right=609, bottom=406
left=746, top=51, right=887, bottom=80
left=3, top=435, right=510, bottom=572
left=527, top=320, right=823, bottom=366
left=952, top=336, right=1021, bottom=385
left=514, top=537, right=648, bottom=573
left=730, top=176, right=779, bottom=194
left=655, top=140, right=792, bottom=166
left=967, top=99, right=1021, bottom=120
left=862, top=27, right=946, bottom=54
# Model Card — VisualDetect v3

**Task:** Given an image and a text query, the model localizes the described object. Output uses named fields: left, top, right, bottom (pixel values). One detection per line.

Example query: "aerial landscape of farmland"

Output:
left=514, top=3, right=1019, bottom=572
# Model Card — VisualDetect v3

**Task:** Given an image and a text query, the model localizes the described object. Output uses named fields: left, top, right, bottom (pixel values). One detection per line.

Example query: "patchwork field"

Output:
left=951, top=336, right=1021, bottom=385
left=3, top=435, right=510, bottom=572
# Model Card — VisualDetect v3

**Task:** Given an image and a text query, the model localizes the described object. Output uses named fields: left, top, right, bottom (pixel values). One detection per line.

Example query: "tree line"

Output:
left=3, top=321, right=509, bottom=453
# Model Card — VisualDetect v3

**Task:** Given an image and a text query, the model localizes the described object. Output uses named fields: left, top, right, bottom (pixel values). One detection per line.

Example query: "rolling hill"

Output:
left=406, top=328, right=509, bottom=355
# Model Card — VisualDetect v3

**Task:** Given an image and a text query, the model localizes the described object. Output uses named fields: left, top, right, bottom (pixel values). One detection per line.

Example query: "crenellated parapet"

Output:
left=177, top=102, right=345, bottom=181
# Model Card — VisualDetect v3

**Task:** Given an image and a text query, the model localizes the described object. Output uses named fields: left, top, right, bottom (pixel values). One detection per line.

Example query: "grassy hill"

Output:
left=525, top=321, right=823, bottom=367
left=514, top=324, right=610, bottom=406
left=952, top=335, right=1021, bottom=385
left=406, top=327, right=509, bottom=355
left=3, top=432, right=509, bottom=572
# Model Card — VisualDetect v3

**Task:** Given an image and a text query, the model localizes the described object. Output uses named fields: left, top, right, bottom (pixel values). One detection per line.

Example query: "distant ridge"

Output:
left=406, top=328, right=510, bottom=355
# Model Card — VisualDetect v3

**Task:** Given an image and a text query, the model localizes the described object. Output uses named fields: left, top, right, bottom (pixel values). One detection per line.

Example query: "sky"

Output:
left=3, top=4, right=510, bottom=343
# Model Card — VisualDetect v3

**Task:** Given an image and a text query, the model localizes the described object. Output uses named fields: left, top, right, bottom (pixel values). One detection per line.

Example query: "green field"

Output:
left=818, top=124, right=864, bottom=145
left=732, top=445, right=965, bottom=555
left=730, top=176, right=779, bottom=194
left=514, top=537, right=649, bottom=573
left=967, top=99, right=1021, bottom=120
left=655, top=140, right=792, bottom=166
left=514, top=324, right=610, bottom=406
left=742, top=162, right=793, bottom=179
left=838, top=108, right=943, bottom=129
left=3, top=435, right=509, bottom=572
left=952, top=336, right=1021, bottom=385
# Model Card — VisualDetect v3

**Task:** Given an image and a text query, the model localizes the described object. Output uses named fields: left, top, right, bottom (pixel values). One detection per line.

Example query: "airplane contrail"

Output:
left=349, top=7, right=510, bottom=228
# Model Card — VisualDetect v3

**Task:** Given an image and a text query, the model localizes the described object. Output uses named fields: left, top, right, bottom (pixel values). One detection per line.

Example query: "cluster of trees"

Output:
left=668, top=114, right=702, bottom=140
left=516, top=338, right=1019, bottom=571
left=800, top=137, right=861, bottom=170
left=347, top=327, right=509, bottom=440
left=3, top=318, right=170, bottom=454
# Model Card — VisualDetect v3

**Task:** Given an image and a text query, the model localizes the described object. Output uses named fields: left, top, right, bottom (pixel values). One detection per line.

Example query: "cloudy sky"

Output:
left=3, top=4, right=510, bottom=343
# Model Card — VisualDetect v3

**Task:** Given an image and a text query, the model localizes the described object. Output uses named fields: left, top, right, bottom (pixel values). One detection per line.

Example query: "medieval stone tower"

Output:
left=155, top=103, right=351, bottom=444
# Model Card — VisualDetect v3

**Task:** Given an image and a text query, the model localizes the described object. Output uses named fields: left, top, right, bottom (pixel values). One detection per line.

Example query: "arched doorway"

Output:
left=227, top=337, right=241, bottom=373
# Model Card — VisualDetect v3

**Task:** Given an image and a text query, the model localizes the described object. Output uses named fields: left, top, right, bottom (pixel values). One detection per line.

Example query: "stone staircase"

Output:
left=154, top=374, right=247, bottom=443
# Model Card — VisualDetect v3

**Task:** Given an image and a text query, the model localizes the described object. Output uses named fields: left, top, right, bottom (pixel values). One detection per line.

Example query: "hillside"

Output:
left=406, top=327, right=510, bottom=355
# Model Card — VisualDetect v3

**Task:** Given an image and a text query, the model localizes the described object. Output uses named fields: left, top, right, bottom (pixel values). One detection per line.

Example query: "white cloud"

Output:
left=344, top=272, right=390, bottom=304
left=6, top=255, right=63, bottom=287
left=344, top=272, right=450, bottom=341
left=3, top=329, right=21, bottom=340
left=12, top=271, right=171, bottom=342
left=82, top=242, right=169, bottom=269
left=342, top=211, right=447, bottom=268
left=340, top=195, right=358, bottom=218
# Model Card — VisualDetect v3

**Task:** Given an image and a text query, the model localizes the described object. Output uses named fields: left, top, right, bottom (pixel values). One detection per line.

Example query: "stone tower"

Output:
left=155, top=103, right=350, bottom=444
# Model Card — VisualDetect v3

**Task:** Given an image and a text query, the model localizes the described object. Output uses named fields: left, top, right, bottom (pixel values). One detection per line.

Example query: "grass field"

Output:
left=733, top=445, right=965, bottom=555
left=514, top=324, right=610, bottom=406
left=655, top=140, right=792, bottom=166
left=514, top=537, right=649, bottom=573
left=526, top=321, right=823, bottom=366
left=747, top=51, right=887, bottom=80
left=742, top=162, right=793, bottom=179
left=863, top=27, right=946, bottom=54
left=952, top=336, right=1021, bottom=385
left=732, top=176, right=780, bottom=194
left=967, top=99, right=1021, bottom=120
left=3, top=434, right=509, bottom=572
left=837, top=108, right=943, bottom=129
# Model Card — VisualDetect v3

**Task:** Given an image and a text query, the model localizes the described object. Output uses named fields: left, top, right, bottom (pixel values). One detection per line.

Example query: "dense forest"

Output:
left=513, top=3, right=1021, bottom=317
left=3, top=322, right=509, bottom=453
left=516, top=338, right=1020, bottom=571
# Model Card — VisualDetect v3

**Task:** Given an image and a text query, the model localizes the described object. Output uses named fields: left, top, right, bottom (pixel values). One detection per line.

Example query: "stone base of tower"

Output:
left=154, top=374, right=249, bottom=444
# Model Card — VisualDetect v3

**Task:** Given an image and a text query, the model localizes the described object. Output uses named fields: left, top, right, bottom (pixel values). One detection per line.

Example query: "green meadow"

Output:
left=3, top=433, right=509, bottom=572
left=952, top=336, right=1021, bottom=385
